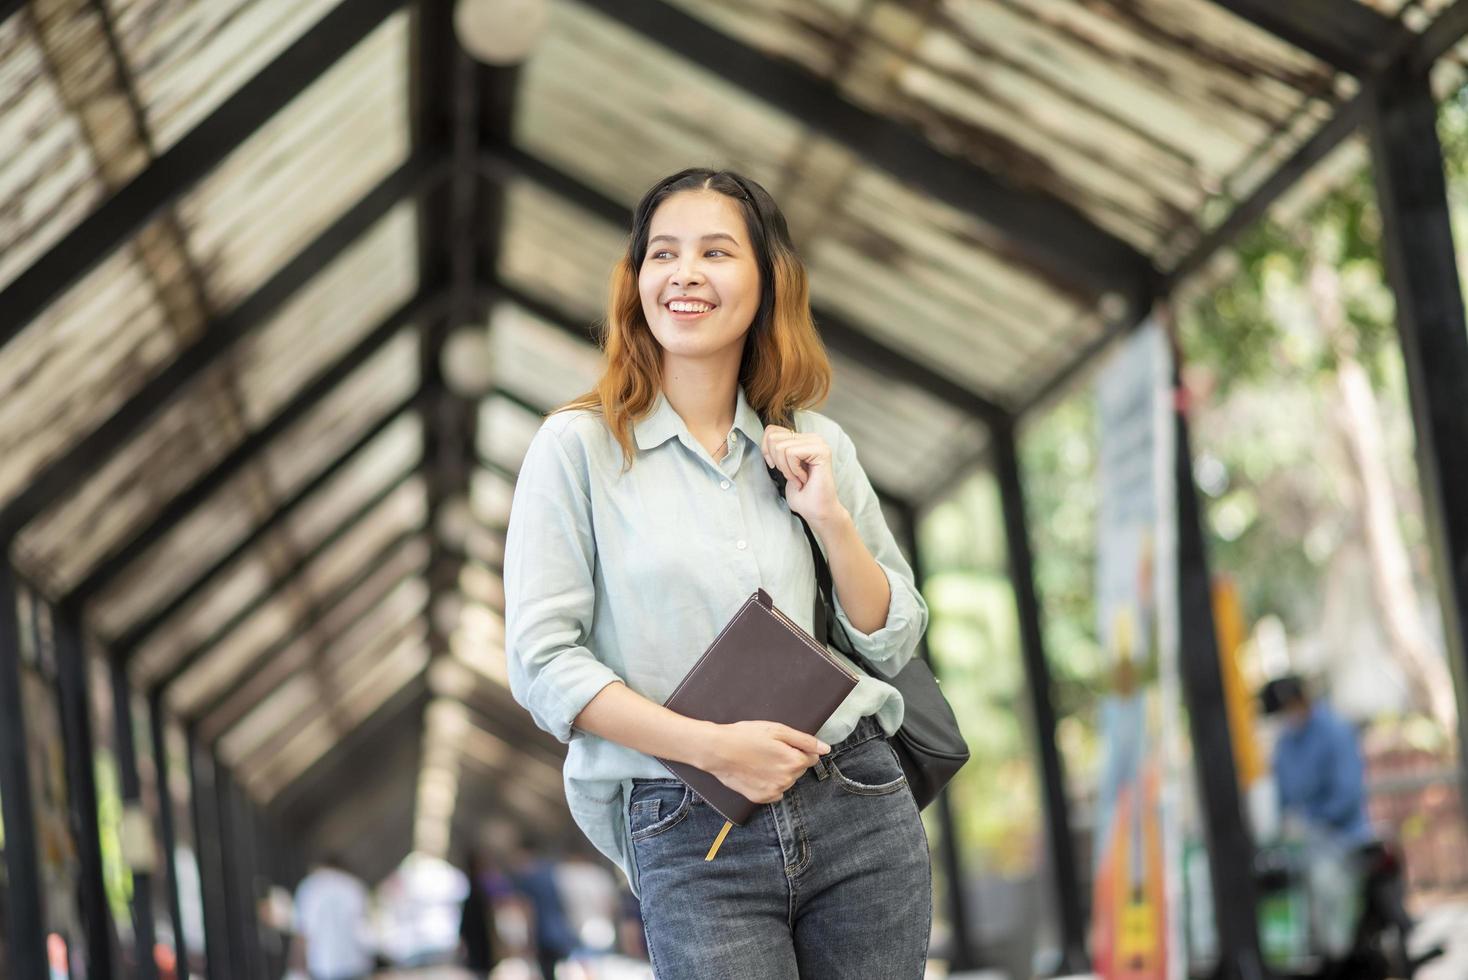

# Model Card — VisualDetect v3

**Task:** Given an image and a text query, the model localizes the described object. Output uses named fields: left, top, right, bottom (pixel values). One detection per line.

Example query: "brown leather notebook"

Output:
left=656, top=588, right=861, bottom=825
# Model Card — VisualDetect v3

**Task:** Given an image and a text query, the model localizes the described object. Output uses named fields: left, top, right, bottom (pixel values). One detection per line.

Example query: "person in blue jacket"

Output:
left=1261, top=674, right=1375, bottom=956
left=1261, top=674, right=1373, bottom=846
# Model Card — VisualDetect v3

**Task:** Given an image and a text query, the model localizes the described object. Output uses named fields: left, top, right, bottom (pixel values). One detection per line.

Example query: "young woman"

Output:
left=504, top=168, right=932, bottom=978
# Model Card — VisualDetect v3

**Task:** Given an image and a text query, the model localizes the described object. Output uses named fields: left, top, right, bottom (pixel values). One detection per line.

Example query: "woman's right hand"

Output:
left=702, top=721, right=830, bottom=803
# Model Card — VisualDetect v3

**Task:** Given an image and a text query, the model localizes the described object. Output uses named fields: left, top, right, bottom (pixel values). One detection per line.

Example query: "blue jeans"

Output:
left=628, top=715, right=932, bottom=978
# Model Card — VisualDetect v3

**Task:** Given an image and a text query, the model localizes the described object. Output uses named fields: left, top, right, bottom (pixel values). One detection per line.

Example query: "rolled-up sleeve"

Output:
left=504, top=422, right=624, bottom=742
left=827, top=426, right=929, bottom=677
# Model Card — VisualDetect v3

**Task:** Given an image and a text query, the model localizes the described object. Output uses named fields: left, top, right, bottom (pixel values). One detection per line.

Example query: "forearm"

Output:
left=812, top=508, right=891, bottom=635
left=572, top=680, right=721, bottom=769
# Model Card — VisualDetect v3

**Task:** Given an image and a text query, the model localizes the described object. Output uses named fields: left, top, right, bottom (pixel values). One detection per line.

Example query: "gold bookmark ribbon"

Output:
left=705, top=820, right=733, bottom=861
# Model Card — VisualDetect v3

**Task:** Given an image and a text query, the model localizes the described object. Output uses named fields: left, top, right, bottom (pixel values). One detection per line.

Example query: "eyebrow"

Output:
left=648, top=233, right=741, bottom=247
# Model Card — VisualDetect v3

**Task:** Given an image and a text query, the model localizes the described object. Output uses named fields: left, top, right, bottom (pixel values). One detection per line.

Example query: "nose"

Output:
left=671, top=255, right=704, bottom=287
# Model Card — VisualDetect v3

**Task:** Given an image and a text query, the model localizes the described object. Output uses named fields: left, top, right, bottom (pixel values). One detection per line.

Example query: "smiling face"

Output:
left=637, top=189, right=761, bottom=366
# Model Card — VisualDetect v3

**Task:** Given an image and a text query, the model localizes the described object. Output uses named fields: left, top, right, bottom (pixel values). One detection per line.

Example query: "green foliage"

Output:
left=917, top=85, right=1468, bottom=878
left=1183, top=166, right=1397, bottom=394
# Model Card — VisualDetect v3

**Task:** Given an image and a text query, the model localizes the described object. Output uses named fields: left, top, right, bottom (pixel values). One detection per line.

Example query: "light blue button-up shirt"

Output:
left=503, top=384, right=928, bottom=895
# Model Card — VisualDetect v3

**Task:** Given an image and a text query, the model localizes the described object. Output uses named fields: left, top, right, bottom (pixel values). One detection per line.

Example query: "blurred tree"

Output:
left=1180, top=155, right=1452, bottom=732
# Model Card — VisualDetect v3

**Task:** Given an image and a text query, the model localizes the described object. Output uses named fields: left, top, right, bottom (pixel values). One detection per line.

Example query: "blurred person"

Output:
left=504, top=167, right=931, bottom=979
left=553, top=850, right=619, bottom=958
left=615, top=884, right=646, bottom=961
left=459, top=848, right=501, bottom=977
left=1260, top=675, right=1372, bottom=958
left=1260, top=675, right=1372, bottom=846
left=503, top=834, right=578, bottom=980
left=289, top=854, right=373, bottom=980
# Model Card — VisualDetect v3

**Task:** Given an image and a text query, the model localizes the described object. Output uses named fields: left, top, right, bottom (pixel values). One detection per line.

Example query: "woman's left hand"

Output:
left=761, top=425, right=848, bottom=528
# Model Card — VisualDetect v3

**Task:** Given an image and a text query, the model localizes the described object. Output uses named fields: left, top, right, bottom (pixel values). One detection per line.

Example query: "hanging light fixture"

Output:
left=441, top=325, right=495, bottom=398
left=454, top=0, right=548, bottom=65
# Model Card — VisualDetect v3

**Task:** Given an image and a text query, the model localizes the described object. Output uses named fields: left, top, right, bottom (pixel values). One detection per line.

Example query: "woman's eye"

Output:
left=706, top=249, right=727, bottom=258
left=651, top=249, right=673, bottom=260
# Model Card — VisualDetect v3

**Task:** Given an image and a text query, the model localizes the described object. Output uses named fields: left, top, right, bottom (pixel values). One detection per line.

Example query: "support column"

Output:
left=216, top=769, right=258, bottom=979
left=0, top=563, right=47, bottom=977
left=111, top=659, right=158, bottom=980
left=1173, top=398, right=1267, bottom=978
left=233, top=781, right=265, bottom=980
left=148, top=692, right=188, bottom=977
left=1368, top=64, right=1468, bottom=788
left=187, top=735, right=231, bottom=979
left=894, top=505, right=979, bottom=972
left=54, top=610, right=115, bottom=977
left=992, top=423, right=1090, bottom=975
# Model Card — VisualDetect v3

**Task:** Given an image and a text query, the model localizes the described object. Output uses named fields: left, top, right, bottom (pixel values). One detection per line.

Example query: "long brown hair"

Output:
left=554, top=168, right=832, bottom=470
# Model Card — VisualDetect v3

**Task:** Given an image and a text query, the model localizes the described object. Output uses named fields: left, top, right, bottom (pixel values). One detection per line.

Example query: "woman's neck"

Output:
left=661, top=356, right=740, bottom=452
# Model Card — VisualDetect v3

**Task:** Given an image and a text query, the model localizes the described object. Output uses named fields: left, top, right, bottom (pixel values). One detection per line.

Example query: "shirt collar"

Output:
left=633, top=385, right=766, bottom=452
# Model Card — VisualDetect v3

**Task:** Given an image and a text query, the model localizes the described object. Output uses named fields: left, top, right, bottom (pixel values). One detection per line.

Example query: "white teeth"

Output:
left=669, top=301, right=713, bottom=313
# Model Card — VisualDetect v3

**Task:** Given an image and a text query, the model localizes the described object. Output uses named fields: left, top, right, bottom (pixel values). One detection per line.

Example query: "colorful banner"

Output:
left=1092, top=319, right=1184, bottom=980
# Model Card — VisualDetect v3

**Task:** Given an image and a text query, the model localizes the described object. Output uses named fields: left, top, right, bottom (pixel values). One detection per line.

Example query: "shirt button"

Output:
left=720, top=480, right=730, bottom=490
left=736, top=539, right=747, bottom=550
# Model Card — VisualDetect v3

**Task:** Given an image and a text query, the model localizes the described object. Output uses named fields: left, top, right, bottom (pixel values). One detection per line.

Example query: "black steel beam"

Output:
left=992, top=424, right=1089, bottom=974
left=131, top=410, right=418, bottom=688
left=214, top=767, right=253, bottom=979
left=230, top=778, right=266, bottom=980
left=0, top=563, right=46, bottom=977
left=295, top=728, right=420, bottom=883
left=0, top=0, right=409, bottom=350
left=414, top=4, right=508, bottom=674
left=277, top=691, right=425, bottom=832
left=205, top=580, right=428, bottom=757
left=412, top=2, right=462, bottom=665
left=188, top=734, right=234, bottom=980
left=182, top=472, right=426, bottom=730
left=1022, top=1, right=1468, bottom=423
left=230, top=614, right=429, bottom=780
left=481, top=148, right=1012, bottom=424
left=890, top=503, right=979, bottom=972
left=53, top=611, right=114, bottom=978
left=1411, top=0, right=1468, bottom=73
left=1020, top=96, right=1367, bottom=421
left=149, top=690, right=190, bottom=978
left=477, top=453, right=520, bottom=488
left=1208, top=0, right=1400, bottom=74
left=455, top=690, right=566, bottom=771
left=1173, top=397, right=1268, bottom=977
left=116, top=391, right=419, bottom=660
left=0, top=153, right=443, bottom=547
left=1368, top=65, right=1468, bottom=802
left=68, top=289, right=438, bottom=606
left=153, top=511, right=424, bottom=700
left=111, top=656, right=160, bottom=980
left=269, top=672, right=431, bottom=820
left=1164, top=99, right=1367, bottom=295
left=571, top=0, right=1154, bottom=305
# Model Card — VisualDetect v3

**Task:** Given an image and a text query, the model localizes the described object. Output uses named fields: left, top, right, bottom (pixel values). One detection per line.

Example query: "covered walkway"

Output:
left=3, top=0, right=1468, bottom=977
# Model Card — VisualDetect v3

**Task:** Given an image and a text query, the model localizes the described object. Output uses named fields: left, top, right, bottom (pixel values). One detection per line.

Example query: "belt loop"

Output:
left=813, top=756, right=831, bottom=780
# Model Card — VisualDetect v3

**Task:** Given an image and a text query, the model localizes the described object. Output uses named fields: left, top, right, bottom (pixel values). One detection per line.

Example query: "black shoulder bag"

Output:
left=760, top=417, right=969, bottom=809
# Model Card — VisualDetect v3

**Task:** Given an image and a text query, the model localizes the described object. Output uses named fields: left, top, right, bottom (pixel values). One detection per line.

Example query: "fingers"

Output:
left=773, top=723, right=830, bottom=756
left=778, top=440, right=805, bottom=491
left=761, top=427, right=798, bottom=487
left=762, top=431, right=830, bottom=493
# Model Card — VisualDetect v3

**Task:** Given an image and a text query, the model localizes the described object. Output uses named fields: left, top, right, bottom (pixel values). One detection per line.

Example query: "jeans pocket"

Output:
left=628, top=781, right=693, bottom=841
left=830, top=737, right=908, bottom=796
